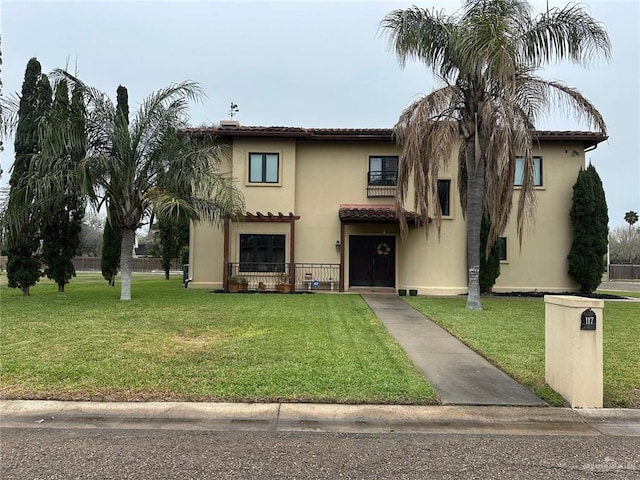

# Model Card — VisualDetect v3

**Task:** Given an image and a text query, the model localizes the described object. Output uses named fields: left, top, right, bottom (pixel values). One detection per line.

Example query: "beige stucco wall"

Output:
left=188, top=144, right=232, bottom=290
left=189, top=135, right=587, bottom=294
left=394, top=155, right=469, bottom=295
left=233, top=138, right=297, bottom=213
left=294, top=141, right=401, bottom=266
left=189, top=220, right=225, bottom=289
left=495, top=143, right=585, bottom=293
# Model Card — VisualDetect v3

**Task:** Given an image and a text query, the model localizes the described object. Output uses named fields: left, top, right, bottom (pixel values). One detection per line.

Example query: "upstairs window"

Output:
left=514, top=156, right=542, bottom=186
left=368, top=156, right=398, bottom=186
left=437, top=179, right=451, bottom=216
left=249, top=153, right=279, bottom=183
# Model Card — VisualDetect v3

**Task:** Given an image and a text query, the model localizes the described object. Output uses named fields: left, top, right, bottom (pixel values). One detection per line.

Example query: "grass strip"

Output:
left=405, top=296, right=639, bottom=408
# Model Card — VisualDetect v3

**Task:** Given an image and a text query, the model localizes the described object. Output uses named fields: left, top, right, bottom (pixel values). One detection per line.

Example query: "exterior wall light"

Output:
left=335, top=240, right=341, bottom=252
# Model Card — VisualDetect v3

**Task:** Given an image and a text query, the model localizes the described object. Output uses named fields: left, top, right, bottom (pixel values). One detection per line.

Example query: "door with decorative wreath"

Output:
left=348, top=235, right=395, bottom=287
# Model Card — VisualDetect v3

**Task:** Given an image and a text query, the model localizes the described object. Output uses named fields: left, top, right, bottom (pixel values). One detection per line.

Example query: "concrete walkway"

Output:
left=362, top=294, right=546, bottom=406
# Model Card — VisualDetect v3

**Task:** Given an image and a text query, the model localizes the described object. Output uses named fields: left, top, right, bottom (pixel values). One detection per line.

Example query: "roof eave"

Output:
left=180, top=127, right=607, bottom=146
left=532, top=131, right=608, bottom=148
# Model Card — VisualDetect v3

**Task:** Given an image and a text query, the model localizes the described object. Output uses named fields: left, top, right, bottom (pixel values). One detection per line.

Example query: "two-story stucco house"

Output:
left=182, top=121, right=605, bottom=294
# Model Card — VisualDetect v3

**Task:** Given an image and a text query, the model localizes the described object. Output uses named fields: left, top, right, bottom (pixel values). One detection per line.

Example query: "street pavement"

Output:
left=3, top=428, right=640, bottom=480
left=600, top=280, right=640, bottom=292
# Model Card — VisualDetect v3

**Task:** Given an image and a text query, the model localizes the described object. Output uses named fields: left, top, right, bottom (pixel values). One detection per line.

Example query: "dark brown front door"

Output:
left=349, top=235, right=395, bottom=287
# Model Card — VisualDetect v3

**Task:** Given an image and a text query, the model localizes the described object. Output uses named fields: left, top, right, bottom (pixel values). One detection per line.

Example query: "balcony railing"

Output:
left=226, top=263, right=340, bottom=292
left=367, top=171, right=397, bottom=197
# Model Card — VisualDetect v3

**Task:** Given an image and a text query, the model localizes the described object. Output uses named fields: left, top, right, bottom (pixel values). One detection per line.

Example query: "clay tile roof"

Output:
left=338, top=204, right=421, bottom=224
left=180, top=126, right=393, bottom=141
left=180, top=125, right=607, bottom=146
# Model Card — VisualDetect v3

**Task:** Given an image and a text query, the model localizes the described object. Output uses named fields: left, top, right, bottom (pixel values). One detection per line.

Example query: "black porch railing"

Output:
left=295, top=264, right=340, bottom=292
left=226, top=263, right=340, bottom=292
left=367, top=171, right=397, bottom=197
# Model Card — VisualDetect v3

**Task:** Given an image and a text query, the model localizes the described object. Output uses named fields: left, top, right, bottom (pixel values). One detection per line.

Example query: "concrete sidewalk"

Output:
left=362, top=294, right=546, bottom=406
left=2, top=400, right=639, bottom=436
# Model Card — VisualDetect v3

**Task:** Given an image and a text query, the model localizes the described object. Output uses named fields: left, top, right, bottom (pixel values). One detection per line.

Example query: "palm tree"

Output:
left=381, top=0, right=610, bottom=309
left=624, top=211, right=638, bottom=230
left=17, top=73, right=245, bottom=300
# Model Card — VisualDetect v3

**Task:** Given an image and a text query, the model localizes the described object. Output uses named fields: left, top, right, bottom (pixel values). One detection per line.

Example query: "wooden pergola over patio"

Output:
left=223, top=212, right=301, bottom=290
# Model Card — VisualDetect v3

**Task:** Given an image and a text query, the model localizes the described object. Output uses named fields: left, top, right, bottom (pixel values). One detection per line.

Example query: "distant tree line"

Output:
left=609, top=211, right=639, bottom=264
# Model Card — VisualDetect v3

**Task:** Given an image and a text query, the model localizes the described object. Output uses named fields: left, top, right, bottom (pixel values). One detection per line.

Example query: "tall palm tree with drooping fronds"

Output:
left=381, top=0, right=610, bottom=309
left=9, top=72, right=245, bottom=301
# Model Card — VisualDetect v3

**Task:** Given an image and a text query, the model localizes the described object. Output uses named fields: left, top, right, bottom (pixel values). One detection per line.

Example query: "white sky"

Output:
left=1, top=0, right=639, bottom=228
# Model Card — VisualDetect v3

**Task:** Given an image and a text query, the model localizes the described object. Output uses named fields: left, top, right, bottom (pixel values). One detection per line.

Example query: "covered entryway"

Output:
left=338, top=204, right=421, bottom=292
left=349, top=235, right=395, bottom=287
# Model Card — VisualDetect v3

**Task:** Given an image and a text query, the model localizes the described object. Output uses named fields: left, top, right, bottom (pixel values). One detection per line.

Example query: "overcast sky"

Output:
left=1, top=0, right=638, bottom=228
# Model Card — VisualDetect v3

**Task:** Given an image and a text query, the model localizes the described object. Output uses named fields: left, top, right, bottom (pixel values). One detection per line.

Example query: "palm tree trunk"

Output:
left=465, top=143, right=484, bottom=311
left=119, top=228, right=135, bottom=301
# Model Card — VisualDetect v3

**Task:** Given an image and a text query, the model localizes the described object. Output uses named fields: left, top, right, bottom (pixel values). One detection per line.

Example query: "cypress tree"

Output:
left=40, top=81, right=85, bottom=292
left=158, top=216, right=189, bottom=280
left=479, top=212, right=501, bottom=294
left=568, top=164, right=609, bottom=294
left=6, top=59, right=50, bottom=296
left=10, top=58, right=41, bottom=185
left=101, top=212, right=121, bottom=286
left=590, top=165, right=609, bottom=263
left=101, top=86, right=128, bottom=286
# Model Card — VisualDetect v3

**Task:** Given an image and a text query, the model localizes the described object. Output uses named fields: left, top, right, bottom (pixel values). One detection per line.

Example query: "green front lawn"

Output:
left=1, top=275, right=436, bottom=404
left=405, top=296, right=639, bottom=408
left=4, top=274, right=636, bottom=407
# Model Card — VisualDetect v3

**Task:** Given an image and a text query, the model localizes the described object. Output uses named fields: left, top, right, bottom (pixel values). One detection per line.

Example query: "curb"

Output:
left=2, top=401, right=639, bottom=436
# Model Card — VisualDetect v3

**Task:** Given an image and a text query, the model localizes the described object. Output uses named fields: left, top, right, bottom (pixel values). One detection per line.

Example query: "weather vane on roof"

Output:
left=229, top=102, right=239, bottom=119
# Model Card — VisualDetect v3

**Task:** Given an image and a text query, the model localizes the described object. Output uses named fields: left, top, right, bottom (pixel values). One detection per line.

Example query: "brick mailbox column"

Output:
left=544, top=295, right=604, bottom=408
